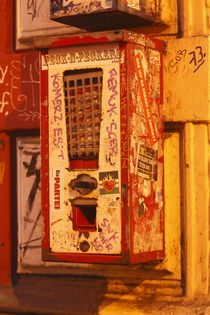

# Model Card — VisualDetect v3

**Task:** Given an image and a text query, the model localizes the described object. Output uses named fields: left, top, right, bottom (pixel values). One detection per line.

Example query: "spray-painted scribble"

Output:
left=0, top=65, right=8, bottom=84
left=17, top=139, right=42, bottom=266
left=23, top=150, right=40, bottom=224
left=189, top=46, right=206, bottom=73
left=105, top=68, right=119, bottom=166
left=169, top=46, right=206, bottom=74
left=0, top=55, right=40, bottom=121
left=27, top=0, right=45, bottom=21
left=92, top=217, right=119, bottom=252
left=51, top=0, right=105, bottom=15
left=51, top=73, right=65, bottom=160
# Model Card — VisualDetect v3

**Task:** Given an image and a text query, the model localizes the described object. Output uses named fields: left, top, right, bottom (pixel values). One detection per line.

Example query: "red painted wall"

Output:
left=0, top=0, right=13, bottom=55
left=0, top=133, right=11, bottom=285
left=0, top=0, right=40, bottom=285
left=0, top=0, right=13, bottom=286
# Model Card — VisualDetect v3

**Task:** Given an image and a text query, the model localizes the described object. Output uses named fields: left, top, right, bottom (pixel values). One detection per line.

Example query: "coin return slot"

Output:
left=72, top=204, right=96, bottom=232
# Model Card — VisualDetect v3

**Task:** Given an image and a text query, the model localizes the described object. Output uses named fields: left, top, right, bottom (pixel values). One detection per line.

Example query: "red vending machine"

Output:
left=41, top=30, right=164, bottom=264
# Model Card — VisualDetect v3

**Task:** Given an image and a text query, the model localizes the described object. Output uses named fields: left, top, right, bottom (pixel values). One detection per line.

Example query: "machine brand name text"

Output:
left=54, top=169, right=61, bottom=210
left=43, top=49, right=120, bottom=67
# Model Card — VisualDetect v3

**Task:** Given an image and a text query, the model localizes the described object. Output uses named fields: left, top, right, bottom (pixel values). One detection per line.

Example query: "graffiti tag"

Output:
left=189, top=46, right=206, bottom=73
left=19, top=146, right=41, bottom=257
left=27, top=0, right=45, bottom=21
left=106, top=68, right=119, bottom=166
left=92, top=217, right=119, bottom=252
left=51, top=73, right=64, bottom=160
left=0, top=56, right=40, bottom=119
left=51, top=0, right=104, bottom=14
left=168, top=46, right=206, bottom=74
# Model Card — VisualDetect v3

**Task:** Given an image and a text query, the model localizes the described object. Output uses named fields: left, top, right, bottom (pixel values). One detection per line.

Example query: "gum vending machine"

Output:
left=41, top=30, right=164, bottom=264
left=50, top=0, right=162, bottom=31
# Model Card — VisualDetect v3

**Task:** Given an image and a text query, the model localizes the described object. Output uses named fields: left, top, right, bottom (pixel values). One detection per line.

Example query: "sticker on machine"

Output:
left=51, top=168, right=63, bottom=211
left=99, top=171, right=119, bottom=195
left=135, top=143, right=157, bottom=181
left=126, top=0, right=140, bottom=10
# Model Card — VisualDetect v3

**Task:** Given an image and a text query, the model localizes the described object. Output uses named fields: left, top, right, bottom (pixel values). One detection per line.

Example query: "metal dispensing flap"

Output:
left=64, top=69, right=102, bottom=161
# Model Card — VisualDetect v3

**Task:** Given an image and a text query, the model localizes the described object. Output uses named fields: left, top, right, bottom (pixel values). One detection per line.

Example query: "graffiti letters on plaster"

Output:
left=51, top=0, right=107, bottom=15
left=0, top=57, right=40, bottom=118
left=106, top=68, right=119, bottom=166
left=23, top=149, right=40, bottom=224
left=27, top=0, right=45, bottom=21
left=51, top=73, right=64, bottom=160
left=168, top=49, right=187, bottom=74
left=20, top=146, right=41, bottom=257
left=169, top=46, right=206, bottom=74
left=0, top=65, right=8, bottom=84
left=189, top=46, right=206, bottom=73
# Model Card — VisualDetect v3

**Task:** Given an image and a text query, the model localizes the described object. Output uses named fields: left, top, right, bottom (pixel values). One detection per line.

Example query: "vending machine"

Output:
left=41, top=30, right=164, bottom=264
left=50, top=0, right=162, bottom=31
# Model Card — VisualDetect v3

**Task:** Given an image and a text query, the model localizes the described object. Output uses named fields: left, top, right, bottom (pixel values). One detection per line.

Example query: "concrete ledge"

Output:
left=0, top=275, right=209, bottom=314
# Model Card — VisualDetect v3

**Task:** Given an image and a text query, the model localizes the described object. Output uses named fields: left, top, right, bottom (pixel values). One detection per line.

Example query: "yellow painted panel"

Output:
left=184, top=123, right=209, bottom=297
left=132, top=0, right=178, bottom=36
left=164, top=37, right=210, bottom=122
left=155, top=132, right=181, bottom=279
left=182, top=0, right=210, bottom=36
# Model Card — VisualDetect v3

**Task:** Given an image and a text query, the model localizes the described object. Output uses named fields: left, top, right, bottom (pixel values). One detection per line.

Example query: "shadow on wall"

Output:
left=13, top=274, right=107, bottom=314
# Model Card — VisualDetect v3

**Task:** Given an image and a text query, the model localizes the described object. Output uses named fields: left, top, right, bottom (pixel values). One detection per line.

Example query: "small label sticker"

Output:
left=52, top=168, right=62, bottom=210
left=149, top=50, right=161, bottom=66
left=136, top=144, right=157, bottom=181
left=99, top=171, right=119, bottom=195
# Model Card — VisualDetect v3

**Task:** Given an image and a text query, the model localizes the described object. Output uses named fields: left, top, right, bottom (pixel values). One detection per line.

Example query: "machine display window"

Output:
left=64, top=68, right=103, bottom=169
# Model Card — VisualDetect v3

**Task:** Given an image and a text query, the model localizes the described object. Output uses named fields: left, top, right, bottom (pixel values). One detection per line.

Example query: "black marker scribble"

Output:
left=22, top=210, right=41, bottom=257
left=22, top=148, right=41, bottom=257
left=27, top=0, right=45, bottom=21
left=23, top=150, right=40, bottom=224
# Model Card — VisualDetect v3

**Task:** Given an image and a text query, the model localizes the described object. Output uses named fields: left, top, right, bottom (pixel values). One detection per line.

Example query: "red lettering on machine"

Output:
left=54, top=169, right=60, bottom=210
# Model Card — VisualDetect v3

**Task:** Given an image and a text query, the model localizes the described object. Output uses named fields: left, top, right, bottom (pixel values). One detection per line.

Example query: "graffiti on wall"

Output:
left=27, top=0, right=45, bottom=21
left=92, top=217, right=119, bottom=252
left=128, top=46, right=164, bottom=255
left=105, top=68, right=119, bottom=166
left=0, top=54, right=40, bottom=129
left=51, top=0, right=112, bottom=16
left=51, top=73, right=65, bottom=160
left=17, top=138, right=42, bottom=266
left=168, top=46, right=207, bottom=74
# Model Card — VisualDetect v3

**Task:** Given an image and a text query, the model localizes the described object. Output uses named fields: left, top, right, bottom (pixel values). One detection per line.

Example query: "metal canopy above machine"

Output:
left=50, top=0, right=164, bottom=31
